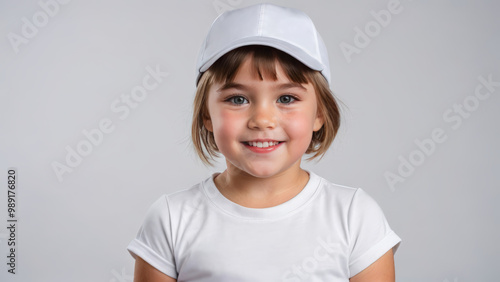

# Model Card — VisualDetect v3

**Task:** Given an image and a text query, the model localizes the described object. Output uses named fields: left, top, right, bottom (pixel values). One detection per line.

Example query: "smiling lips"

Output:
left=242, top=140, right=283, bottom=153
left=245, top=141, right=280, bottom=148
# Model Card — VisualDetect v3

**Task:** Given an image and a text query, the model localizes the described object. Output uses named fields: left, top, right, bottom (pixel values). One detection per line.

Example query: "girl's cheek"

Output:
left=213, top=110, right=241, bottom=135
left=220, top=110, right=238, bottom=125
left=283, top=112, right=316, bottom=138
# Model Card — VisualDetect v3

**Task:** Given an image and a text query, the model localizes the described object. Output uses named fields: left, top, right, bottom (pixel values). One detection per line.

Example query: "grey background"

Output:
left=1, top=0, right=499, bottom=281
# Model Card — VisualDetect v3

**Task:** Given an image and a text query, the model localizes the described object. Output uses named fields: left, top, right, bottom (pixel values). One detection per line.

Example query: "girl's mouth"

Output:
left=243, top=141, right=282, bottom=148
left=242, top=141, right=284, bottom=153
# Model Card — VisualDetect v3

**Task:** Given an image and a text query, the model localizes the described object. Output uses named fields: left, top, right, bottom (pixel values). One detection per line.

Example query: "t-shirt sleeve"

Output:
left=127, top=196, right=177, bottom=279
left=348, top=188, right=401, bottom=278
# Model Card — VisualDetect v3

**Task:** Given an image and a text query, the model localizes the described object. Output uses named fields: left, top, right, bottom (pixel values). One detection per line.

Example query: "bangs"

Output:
left=208, top=45, right=314, bottom=85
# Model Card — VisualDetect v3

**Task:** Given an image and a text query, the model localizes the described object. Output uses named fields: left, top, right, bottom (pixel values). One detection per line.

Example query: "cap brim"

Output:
left=196, top=37, right=325, bottom=85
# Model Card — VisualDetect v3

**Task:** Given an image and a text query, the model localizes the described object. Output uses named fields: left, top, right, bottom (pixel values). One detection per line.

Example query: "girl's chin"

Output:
left=228, top=163, right=301, bottom=179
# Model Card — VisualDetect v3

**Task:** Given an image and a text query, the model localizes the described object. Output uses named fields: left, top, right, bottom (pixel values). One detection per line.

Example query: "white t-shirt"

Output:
left=127, top=171, right=401, bottom=281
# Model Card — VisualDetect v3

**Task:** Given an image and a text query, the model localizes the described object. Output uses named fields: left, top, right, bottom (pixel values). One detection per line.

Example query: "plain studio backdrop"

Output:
left=1, top=0, right=499, bottom=281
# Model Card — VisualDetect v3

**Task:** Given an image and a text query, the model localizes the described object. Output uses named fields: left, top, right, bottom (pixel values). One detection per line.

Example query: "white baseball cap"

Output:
left=195, top=3, right=331, bottom=86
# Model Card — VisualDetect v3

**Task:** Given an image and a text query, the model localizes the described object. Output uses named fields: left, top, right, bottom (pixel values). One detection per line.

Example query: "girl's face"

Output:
left=204, top=56, right=324, bottom=179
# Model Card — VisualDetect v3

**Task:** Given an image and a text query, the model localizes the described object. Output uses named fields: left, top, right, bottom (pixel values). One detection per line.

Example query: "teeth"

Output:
left=248, top=141, right=279, bottom=148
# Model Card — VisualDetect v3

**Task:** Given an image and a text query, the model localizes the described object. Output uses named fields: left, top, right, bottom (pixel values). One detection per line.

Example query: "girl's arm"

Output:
left=349, top=249, right=395, bottom=282
left=133, top=257, right=177, bottom=282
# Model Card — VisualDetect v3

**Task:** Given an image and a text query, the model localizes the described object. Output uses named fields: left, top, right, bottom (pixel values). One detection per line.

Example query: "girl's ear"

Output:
left=313, top=110, right=324, bottom=132
left=203, top=117, right=214, bottom=132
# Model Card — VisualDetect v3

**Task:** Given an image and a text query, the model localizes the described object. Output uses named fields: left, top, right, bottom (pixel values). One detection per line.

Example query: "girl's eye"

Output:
left=227, top=96, right=248, bottom=105
left=277, top=95, right=296, bottom=104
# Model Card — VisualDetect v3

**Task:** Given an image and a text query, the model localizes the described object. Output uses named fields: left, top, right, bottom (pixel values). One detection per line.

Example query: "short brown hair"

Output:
left=192, top=45, right=343, bottom=165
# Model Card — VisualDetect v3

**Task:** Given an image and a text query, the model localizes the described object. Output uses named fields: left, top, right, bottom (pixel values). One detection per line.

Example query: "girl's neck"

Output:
left=213, top=165, right=310, bottom=208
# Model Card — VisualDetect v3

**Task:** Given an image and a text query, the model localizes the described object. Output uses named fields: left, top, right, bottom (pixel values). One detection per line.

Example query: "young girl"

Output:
left=128, top=3, right=401, bottom=281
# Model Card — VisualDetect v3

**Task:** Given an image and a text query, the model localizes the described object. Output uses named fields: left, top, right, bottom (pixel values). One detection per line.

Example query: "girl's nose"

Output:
left=247, top=104, right=277, bottom=130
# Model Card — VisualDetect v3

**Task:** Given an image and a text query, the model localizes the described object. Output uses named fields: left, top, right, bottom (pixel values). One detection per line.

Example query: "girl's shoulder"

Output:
left=313, top=171, right=359, bottom=196
left=312, top=171, right=382, bottom=212
left=148, top=174, right=215, bottom=214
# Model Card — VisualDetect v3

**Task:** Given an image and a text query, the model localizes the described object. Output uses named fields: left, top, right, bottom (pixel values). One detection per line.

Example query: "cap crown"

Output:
left=196, top=4, right=331, bottom=86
